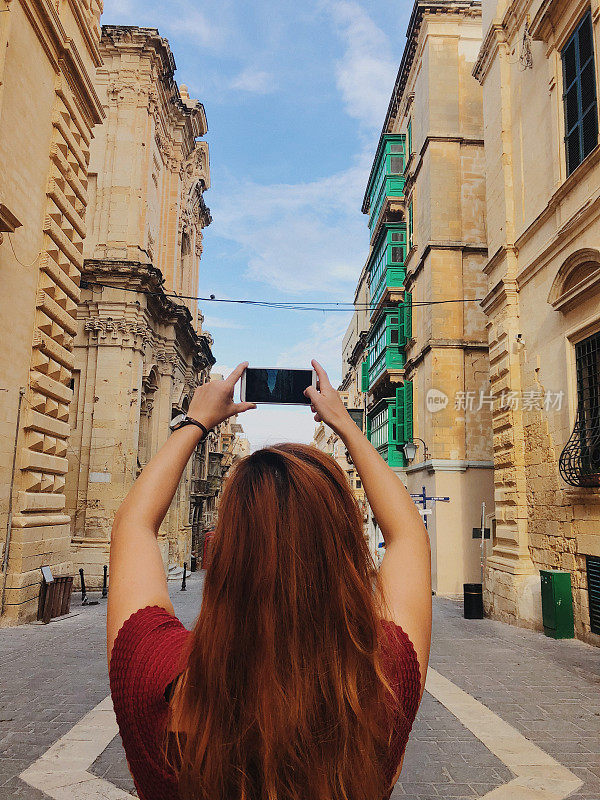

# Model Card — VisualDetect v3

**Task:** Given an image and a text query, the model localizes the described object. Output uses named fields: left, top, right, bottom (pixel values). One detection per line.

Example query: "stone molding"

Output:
left=100, top=25, right=208, bottom=141
left=406, top=459, right=494, bottom=474
left=548, top=249, right=600, bottom=312
left=81, top=259, right=215, bottom=370
left=19, top=0, right=104, bottom=121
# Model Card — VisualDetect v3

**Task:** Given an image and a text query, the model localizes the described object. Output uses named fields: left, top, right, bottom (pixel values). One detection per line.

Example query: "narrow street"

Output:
left=1, top=571, right=598, bottom=800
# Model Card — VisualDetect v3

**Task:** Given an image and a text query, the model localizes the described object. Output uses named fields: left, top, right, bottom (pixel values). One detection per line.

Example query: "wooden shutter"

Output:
left=404, top=291, right=412, bottom=340
left=403, top=380, right=413, bottom=443
left=361, top=360, right=369, bottom=392
left=395, top=387, right=404, bottom=444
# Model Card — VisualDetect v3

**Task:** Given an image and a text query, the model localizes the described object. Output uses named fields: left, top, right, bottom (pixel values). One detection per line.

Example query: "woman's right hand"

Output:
left=304, top=360, right=354, bottom=437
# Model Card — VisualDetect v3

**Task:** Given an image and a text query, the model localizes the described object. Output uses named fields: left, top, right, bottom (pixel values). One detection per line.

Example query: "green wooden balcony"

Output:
left=363, top=134, right=406, bottom=237
left=366, top=382, right=413, bottom=468
left=368, top=224, right=407, bottom=317
left=366, top=309, right=406, bottom=391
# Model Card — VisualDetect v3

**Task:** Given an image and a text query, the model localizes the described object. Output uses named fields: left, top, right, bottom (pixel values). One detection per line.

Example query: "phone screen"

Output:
left=244, top=368, right=313, bottom=404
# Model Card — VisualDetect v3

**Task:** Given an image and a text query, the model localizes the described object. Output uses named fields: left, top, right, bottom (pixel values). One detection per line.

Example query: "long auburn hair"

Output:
left=163, top=443, right=403, bottom=800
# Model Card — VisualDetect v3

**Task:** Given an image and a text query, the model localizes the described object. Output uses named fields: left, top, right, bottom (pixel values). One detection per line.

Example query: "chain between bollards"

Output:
left=181, top=562, right=187, bottom=591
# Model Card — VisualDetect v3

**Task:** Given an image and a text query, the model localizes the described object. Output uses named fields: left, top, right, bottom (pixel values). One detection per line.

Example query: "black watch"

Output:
left=169, top=414, right=210, bottom=439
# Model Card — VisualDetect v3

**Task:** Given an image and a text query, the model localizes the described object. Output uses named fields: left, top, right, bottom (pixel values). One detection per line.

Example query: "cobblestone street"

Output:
left=1, top=571, right=598, bottom=800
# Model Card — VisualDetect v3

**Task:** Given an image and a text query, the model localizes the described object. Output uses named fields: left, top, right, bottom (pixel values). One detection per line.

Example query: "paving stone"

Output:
left=1, top=578, right=599, bottom=799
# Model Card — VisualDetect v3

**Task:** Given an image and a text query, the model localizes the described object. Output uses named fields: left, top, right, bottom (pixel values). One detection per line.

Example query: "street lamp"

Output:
left=403, top=437, right=430, bottom=462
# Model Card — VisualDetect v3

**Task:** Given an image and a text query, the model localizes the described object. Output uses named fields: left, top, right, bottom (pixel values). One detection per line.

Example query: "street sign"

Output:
left=410, top=486, right=450, bottom=529
left=472, top=527, right=491, bottom=539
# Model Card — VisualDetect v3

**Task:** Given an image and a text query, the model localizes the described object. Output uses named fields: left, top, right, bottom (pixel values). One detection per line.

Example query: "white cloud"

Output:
left=325, top=0, right=397, bottom=132
left=229, top=68, right=276, bottom=94
left=167, top=11, right=221, bottom=48
left=206, top=3, right=398, bottom=296
left=202, top=315, right=245, bottom=330
left=276, top=313, right=350, bottom=387
left=101, top=0, right=234, bottom=53
left=209, top=152, right=372, bottom=295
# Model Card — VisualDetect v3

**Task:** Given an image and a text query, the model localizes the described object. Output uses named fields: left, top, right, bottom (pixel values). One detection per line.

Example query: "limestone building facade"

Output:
left=347, top=0, right=495, bottom=596
left=0, top=0, right=103, bottom=624
left=67, top=26, right=217, bottom=587
left=474, top=0, right=600, bottom=643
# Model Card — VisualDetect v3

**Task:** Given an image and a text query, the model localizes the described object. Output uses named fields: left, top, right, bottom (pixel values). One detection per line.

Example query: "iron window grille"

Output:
left=559, top=330, right=600, bottom=486
left=562, top=10, right=598, bottom=176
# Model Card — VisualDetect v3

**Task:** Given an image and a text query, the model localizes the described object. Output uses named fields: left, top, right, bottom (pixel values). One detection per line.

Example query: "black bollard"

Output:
left=102, top=565, right=108, bottom=598
left=79, top=567, right=87, bottom=604
left=181, top=562, right=187, bottom=591
left=79, top=567, right=99, bottom=606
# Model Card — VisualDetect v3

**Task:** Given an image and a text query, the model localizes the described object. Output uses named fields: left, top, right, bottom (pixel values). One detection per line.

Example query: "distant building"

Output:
left=312, top=392, right=371, bottom=555
left=190, top=378, right=251, bottom=562
left=67, top=27, right=215, bottom=587
left=348, top=0, right=494, bottom=596
left=0, top=0, right=104, bottom=624
left=474, top=0, right=600, bottom=643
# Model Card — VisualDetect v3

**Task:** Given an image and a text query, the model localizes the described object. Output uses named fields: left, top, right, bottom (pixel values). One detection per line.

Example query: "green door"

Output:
left=540, top=571, right=556, bottom=631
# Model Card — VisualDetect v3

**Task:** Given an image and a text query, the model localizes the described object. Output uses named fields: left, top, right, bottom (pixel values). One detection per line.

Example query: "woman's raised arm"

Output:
left=304, top=360, right=431, bottom=697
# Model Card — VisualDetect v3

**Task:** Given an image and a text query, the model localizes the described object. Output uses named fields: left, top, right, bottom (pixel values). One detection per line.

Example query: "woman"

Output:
left=108, top=360, right=431, bottom=800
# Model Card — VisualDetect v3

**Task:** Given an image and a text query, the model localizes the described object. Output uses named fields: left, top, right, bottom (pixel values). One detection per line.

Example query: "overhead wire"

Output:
left=81, top=280, right=484, bottom=312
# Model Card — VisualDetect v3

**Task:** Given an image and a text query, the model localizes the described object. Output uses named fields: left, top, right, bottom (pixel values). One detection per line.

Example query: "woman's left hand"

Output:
left=188, top=362, right=257, bottom=431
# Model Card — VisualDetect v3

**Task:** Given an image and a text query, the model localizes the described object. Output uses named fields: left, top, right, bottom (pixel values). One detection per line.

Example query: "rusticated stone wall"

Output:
left=0, top=0, right=103, bottom=625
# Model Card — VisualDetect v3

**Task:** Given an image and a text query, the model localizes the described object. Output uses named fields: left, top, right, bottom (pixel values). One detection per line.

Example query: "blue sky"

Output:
left=102, top=0, right=412, bottom=448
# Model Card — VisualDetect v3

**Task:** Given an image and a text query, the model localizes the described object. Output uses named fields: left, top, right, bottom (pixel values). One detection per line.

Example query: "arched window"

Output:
left=548, top=248, right=600, bottom=312
left=552, top=251, right=600, bottom=487
left=138, top=367, right=159, bottom=470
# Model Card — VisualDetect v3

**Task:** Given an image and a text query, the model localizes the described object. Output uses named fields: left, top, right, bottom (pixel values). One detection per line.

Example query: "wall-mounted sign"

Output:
left=41, top=566, right=54, bottom=583
left=90, top=472, right=111, bottom=483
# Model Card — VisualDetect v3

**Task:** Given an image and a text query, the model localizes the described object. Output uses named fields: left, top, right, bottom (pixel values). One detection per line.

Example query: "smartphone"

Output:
left=240, top=367, right=316, bottom=405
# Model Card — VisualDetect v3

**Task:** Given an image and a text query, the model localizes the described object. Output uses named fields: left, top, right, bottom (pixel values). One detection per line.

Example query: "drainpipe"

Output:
left=1, top=386, right=25, bottom=616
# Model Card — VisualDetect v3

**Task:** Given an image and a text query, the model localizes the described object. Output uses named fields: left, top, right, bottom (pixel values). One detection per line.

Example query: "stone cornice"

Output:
left=404, top=338, right=489, bottom=371
left=473, top=22, right=506, bottom=84
left=530, top=0, right=592, bottom=49
left=101, top=26, right=208, bottom=141
left=348, top=330, right=368, bottom=367
left=403, top=134, right=485, bottom=195
left=512, top=146, right=600, bottom=290
left=19, top=0, right=104, bottom=124
left=81, top=259, right=216, bottom=369
left=373, top=0, right=482, bottom=157
left=480, top=277, right=520, bottom=316
left=404, top=240, right=488, bottom=291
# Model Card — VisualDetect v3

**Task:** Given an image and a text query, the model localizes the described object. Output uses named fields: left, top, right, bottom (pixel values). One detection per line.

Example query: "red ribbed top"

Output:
left=109, top=605, right=421, bottom=800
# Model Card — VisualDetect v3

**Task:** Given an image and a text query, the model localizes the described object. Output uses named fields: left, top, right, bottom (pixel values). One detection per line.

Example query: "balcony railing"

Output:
left=208, top=451, right=225, bottom=477
left=192, top=475, right=222, bottom=497
left=192, top=478, right=213, bottom=497
left=559, top=331, right=600, bottom=487
left=559, top=409, right=600, bottom=487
